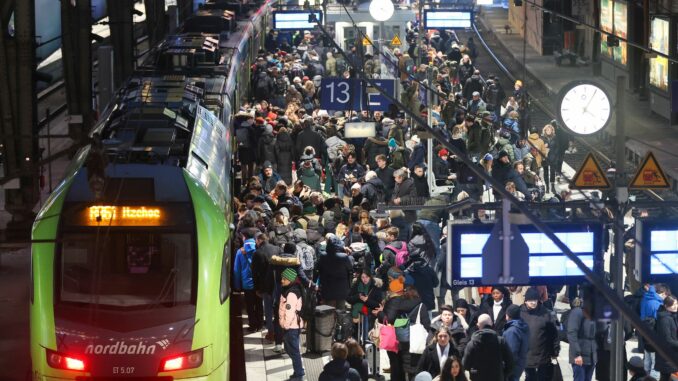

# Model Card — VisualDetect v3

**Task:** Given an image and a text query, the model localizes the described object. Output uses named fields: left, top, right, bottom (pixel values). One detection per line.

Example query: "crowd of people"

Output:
left=231, top=22, right=677, bottom=381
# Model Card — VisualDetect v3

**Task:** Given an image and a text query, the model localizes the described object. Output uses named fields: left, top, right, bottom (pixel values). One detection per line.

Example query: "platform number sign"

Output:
left=320, top=78, right=395, bottom=111
left=320, top=79, right=359, bottom=110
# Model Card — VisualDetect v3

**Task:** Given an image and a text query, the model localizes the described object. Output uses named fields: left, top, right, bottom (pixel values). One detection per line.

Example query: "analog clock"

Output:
left=369, top=0, right=394, bottom=22
left=557, top=81, right=612, bottom=135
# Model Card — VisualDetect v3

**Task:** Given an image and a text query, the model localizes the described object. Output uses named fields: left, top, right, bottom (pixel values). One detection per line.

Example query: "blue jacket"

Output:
left=640, top=285, right=664, bottom=319
left=233, top=239, right=257, bottom=290
left=503, top=318, right=530, bottom=380
left=407, top=143, right=426, bottom=171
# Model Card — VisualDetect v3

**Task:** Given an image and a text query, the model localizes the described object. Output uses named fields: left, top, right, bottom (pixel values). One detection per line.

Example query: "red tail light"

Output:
left=46, top=349, right=87, bottom=371
left=160, top=348, right=203, bottom=372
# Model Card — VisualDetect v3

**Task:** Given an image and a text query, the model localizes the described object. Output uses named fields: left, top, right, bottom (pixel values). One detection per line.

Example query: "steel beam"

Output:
left=144, top=0, right=167, bottom=47
left=107, top=0, right=135, bottom=88
left=60, top=0, right=94, bottom=141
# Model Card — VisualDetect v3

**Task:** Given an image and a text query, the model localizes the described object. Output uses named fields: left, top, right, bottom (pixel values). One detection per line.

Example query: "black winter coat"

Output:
left=347, top=355, right=369, bottom=381
left=274, top=131, right=295, bottom=184
left=317, top=251, right=353, bottom=301
left=379, top=295, right=431, bottom=332
left=654, top=307, right=678, bottom=374
left=463, top=328, right=514, bottom=381
left=295, top=127, right=326, bottom=163
left=319, top=359, right=361, bottom=381
left=412, top=174, right=430, bottom=198
left=252, top=243, right=281, bottom=294
left=363, top=137, right=389, bottom=170
left=258, top=132, right=277, bottom=166
left=403, top=258, right=439, bottom=311
left=520, top=303, right=560, bottom=368
left=376, top=166, right=396, bottom=201
left=392, top=177, right=418, bottom=222
left=360, top=177, right=385, bottom=210
left=476, top=298, right=511, bottom=334
left=417, top=342, right=461, bottom=377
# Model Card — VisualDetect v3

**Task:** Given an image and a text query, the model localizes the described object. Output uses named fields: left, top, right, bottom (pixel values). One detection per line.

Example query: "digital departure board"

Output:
left=273, top=11, right=322, bottom=30
left=638, top=220, right=678, bottom=282
left=450, top=222, right=603, bottom=286
left=424, top=10, right=473, bottom=30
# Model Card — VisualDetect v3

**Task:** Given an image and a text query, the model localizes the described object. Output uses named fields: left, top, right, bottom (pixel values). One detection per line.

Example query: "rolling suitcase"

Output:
left=307, top=305, right=335, bottom=353
left=365, top=341, right=381, bottom=379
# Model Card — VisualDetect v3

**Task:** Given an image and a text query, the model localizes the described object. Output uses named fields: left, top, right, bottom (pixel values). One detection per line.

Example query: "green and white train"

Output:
left=30, top=1, right=273, bottom=379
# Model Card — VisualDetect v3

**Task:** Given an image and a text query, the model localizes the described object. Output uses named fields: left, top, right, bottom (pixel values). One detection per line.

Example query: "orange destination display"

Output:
left=85, top=205, right=165, bottom=226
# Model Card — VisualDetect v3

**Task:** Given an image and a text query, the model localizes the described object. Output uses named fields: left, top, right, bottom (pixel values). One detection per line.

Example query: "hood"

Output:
left=497, top=137, right=511, bottom=146
left=367, top=177, right=384, bottom=188
left=261, top=132, right=275, bottom=143
left=293, top=228, right=307, bottom=242
left=277, top=131, right=292, bottom=143
left=323, top=358, right=351, bottom=376
left=528, top=132, right=540, bottom=140
left=244, top=238, right=257, bottom=253
left=471, top=328, right=499, bottom=344
left=643, top=285, right=664, bottom=303
left=505, top=318, right=529, bottom=334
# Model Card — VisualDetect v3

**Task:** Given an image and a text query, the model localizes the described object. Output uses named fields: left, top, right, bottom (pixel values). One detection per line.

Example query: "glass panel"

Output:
left=60, top=232, right=194, bottom=308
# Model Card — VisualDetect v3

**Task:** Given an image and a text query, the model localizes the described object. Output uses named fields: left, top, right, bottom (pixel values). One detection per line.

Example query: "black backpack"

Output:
left=298, top=281, right=317, bottom=323
left=559, top=309, right=572, bottom=342
left=643, top=316, right=658, bottom=352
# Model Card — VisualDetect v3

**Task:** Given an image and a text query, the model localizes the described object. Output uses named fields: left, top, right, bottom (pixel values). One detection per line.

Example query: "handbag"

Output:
left=552, top=359, right=563, bottom=381
left=368, top=320, right=381, bottom=347
left=378, top=319, right=399, bottom=353
left=394, top=316, right=410, bottom=343
left=409, top=304, right=428, bottom=354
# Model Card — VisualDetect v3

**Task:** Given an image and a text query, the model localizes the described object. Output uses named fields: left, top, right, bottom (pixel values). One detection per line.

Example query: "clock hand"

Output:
left=582, top=89, right=598, bottom=113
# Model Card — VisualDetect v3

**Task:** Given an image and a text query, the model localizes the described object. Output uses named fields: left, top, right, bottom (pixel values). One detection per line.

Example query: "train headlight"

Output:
left=160, top=348, right=204, bottom=372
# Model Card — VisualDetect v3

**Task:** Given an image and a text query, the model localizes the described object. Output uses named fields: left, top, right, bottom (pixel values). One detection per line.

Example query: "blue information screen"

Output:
left=451, top=222, right=603, bottom=286
left=424, top=10, right=473, bottom=30
left=273, top=11, right=322, bottom=30
left=641, top=221, right=678, bottom=281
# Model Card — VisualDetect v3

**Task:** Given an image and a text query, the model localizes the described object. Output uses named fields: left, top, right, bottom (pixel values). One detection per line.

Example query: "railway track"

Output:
left=457, top=21, right=678, bottom=214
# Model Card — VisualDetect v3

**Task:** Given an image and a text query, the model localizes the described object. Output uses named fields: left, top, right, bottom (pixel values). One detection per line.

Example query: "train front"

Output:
left=30, top=143, right=231, bottom=380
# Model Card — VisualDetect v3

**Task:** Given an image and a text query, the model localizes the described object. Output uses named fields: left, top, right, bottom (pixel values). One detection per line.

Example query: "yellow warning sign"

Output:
left=630, top=152, right=670, bottom=189
left=362, top=36, right=372, bottom=46
left=571, top=153, right=611, bottom=189
left=391, top=34, right=402, bottom=46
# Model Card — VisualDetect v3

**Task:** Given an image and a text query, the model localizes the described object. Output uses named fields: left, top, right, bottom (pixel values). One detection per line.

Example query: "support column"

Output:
left=177, top=0, right=193, bottom=24
left=107, top=0, right=135, bottom=89
left=144, top=0, right=167, bottom=47
left=61, top=0, right=94, bottom=141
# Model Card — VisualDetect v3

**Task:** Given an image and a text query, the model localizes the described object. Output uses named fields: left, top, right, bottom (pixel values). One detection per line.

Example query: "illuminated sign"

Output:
left=86, top=205, right=164, bottom=226
left=273, top=11, right=322, bottom=31
left=638, top=221, right=678, bottom=282
left=424, top=10, right=473, bottom=30
left=450, top=223, right=602, bottom=285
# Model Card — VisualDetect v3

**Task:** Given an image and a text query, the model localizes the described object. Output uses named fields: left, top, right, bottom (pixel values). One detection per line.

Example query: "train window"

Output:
left=219, top=243, right=231, bottom=304
left=59, top=232, right=194, bottom=308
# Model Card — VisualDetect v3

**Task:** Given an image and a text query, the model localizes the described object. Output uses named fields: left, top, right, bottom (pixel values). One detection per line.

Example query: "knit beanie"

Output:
left=524, top=287, right=540, bottom=301
left=281, top=268, right=297, bottom=282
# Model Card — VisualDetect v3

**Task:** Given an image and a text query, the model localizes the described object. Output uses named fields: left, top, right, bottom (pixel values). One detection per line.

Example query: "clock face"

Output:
left=557, top=82, right=612, bottom=135
left=369, top=0, right=394, bottom=22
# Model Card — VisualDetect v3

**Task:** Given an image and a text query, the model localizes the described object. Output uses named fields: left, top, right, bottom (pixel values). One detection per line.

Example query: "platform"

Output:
left=477, top=7, right=678, bottom=191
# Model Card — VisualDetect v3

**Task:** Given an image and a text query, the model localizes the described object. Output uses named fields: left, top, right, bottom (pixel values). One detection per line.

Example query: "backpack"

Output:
left=297, top=281, right=317, bottom=323
left=235, top=126, right=251, bottom=148
left=270, top=224, right=293, bottom=247
left=643, top=316, right=658, bottom=352
left=404, top=57, right=415, bottom=76
left=296, top=242, right=315, bottom=272
left=275, top=77, right=287, bottom=95
left=335, top=57, right=347, bottom=75
left=385, top=242, right=409, bottom=267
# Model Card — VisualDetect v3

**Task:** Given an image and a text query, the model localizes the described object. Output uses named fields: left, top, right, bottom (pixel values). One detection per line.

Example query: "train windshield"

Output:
left=58, top=232, right=194, bottom=308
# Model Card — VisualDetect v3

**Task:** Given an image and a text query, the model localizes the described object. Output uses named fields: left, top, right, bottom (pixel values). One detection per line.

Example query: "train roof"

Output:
left=93, top=73, right=228, bottom=167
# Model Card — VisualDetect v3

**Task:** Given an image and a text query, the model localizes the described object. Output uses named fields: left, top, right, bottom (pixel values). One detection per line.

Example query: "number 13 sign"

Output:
left=320, top=78, right=394, bottom=111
